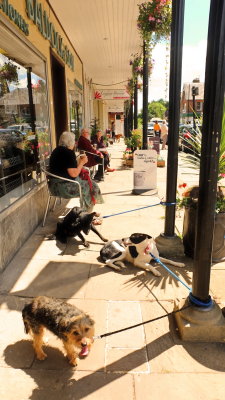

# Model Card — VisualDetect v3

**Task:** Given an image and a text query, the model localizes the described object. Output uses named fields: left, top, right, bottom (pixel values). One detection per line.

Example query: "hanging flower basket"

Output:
left=137, top=1, right=172, bottom=44
left=0, top=61, right=18, bottom=83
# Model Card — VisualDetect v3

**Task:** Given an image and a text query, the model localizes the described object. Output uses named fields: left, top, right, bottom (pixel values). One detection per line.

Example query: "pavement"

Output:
left=0, top=141, right=225, bottom=400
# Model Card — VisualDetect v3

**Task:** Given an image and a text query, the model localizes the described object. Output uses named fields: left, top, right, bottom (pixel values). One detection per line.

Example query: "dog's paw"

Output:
left=68, top=358, right=78, bottom=367
left=102, top=238, right=108, bottom=242
left=83, top=241, right=90, bottom=248
left=176, top=262, right=185, bottom=268
left=37, top=351, right=47, bottom=361
left=153, top=270, right=161, bottom=277
left=115, top=261, right=126, bottom=269
left=146, top=268, right=161, bottom=276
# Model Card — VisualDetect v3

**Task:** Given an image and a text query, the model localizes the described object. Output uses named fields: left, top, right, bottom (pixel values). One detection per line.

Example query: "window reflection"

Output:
left=31, top=74, right=50, bottom=158
left=0, top=52, right=50, bottom=210
left=68, top=80, right=83, bottom=140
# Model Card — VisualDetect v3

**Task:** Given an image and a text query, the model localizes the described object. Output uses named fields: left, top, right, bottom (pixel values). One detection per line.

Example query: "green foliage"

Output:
left=89, top=118, right=100, bottom=138
left=0, top=61, right=18, bottom=83
left=125, top=129, right=142, bottom=150
left=179, top=103, right=225, bottom=212
left=148, top=101, right=166, bottom=120
left=180, top=103, right=225, bottom=180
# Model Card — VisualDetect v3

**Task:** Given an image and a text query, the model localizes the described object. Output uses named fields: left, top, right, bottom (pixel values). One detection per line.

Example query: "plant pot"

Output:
left=157, top=160, right=165, bottom=167
left=182, top=207, right=225, bottom=262
left=126, top=159, right=133, bottom=167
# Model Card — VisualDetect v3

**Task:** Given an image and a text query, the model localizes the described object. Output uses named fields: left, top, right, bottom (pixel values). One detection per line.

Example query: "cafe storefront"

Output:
left=0, top=0, right=84, bottom=269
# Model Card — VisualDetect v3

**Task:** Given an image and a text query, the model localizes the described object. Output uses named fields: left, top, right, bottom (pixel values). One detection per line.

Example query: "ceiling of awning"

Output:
left=49, top=0, right=142, bottom=90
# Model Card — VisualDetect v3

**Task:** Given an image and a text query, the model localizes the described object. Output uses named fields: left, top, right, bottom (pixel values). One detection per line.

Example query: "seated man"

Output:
left=78, top=128, right=104, bottom=181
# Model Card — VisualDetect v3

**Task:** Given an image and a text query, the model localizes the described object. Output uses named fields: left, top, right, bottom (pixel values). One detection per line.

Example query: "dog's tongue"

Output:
left=79, top=346, right=89, bottom=357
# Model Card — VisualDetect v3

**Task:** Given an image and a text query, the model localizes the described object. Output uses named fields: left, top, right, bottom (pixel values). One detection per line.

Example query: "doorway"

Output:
left=51, top=52, right=68, bottom=143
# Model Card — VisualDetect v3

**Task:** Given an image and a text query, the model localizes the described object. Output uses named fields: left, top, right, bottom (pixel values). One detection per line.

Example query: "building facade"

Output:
left=0, top=0, right=87, bottom=269
left=180, top=79, right=204, bottom=124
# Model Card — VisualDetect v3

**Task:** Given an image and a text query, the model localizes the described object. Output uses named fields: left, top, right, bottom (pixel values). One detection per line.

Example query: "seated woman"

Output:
left=49, top=131, right=103, bottom=212
left=78, top=128, right=104, bottom=181
left=91, top=130, right=115, bottom=173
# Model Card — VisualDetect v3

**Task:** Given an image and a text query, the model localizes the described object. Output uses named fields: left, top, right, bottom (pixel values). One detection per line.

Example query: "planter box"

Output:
left=183, top=207, right=225, bottom=262
left=126, top=159, right=133, bottom=167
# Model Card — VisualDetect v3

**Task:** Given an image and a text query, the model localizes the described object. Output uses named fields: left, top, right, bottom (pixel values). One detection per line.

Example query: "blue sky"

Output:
left=146, top=0, right=211, bottom=102
left=183, top=0, right=210, bottom=45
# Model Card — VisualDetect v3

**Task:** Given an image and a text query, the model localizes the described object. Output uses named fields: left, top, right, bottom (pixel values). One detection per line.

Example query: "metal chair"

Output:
left=41, top=167, right=84, bottom=227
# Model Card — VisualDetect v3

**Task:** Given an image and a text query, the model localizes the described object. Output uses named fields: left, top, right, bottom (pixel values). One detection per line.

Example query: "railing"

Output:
left=0, top=161, right=44, bottom=197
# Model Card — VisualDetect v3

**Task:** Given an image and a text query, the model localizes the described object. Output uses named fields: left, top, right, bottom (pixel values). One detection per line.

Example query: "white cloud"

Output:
left=138, top=40, right=207, bottom=109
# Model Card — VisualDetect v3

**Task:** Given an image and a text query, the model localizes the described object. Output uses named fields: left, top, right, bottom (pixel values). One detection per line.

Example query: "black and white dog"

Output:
left=53, top=207, right=108, bottom=247
left=100, top=233, right=185, bottom=276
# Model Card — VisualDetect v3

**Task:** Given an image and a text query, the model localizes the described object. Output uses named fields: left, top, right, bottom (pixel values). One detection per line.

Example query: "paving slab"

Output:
left=134, top=373, right=225, bottom=400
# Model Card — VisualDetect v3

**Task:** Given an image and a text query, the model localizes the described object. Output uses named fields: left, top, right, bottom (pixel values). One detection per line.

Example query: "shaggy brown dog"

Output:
left=22, top=296, right=95, bottom=366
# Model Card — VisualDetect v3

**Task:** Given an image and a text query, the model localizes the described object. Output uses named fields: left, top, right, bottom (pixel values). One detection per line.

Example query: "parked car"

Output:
left=8, top=124, right=32, bottom=135
left=179, top=125, right=196, bottom=153
left=147, top=122, right=155, bottom=137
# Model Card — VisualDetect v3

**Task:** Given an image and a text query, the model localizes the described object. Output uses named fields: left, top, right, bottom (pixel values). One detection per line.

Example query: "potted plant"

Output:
left=137, top=1, right=172, bottom=44
left=123, top=147, right=134, bottom=167
left=157, top=154, right=165, bottom=167
left=177, top=107, right=225, bottom=262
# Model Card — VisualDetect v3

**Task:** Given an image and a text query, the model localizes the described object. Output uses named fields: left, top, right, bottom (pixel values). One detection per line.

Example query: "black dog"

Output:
left=54, top=207, right=108, bottom=247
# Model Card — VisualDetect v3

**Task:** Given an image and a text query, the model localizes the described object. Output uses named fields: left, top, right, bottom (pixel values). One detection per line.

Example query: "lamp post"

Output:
left=192, top=86, right=199, bottom=130
left=164, top=0, right=185, bottom=237
left=142, top=39, right=149, bottom=150
left=134, top=79, right=138, bottom=129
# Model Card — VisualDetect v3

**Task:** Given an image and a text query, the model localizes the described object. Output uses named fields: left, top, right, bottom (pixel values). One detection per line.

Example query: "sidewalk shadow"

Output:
left=4, top=320, right=225, bottom=400
left=121, top=260, right=192, bottom=293
left=2, top=261, right=111, bottom=302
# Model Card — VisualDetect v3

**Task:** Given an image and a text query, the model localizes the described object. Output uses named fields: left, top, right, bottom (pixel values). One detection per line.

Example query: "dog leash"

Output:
left=93, top=304, right=190, bottom=339
left=149, top=253, right=192, bottom=292
left=149, top=254, right=213, bottom=308
left=102, top=202, right=176, bottom=219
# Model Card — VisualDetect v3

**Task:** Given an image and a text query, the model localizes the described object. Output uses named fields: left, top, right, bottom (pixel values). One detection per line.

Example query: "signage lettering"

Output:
left=25, top=0, right=74, bottom=70
left=0, top=0, right=29, bottom=35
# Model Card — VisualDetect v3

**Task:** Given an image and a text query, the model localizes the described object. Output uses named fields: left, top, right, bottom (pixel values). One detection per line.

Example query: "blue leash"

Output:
left=150, top=252, right=192, bottom=291
left=150, top=253, right=213, bottom=308
left=103, top=201, right=176, bottom=219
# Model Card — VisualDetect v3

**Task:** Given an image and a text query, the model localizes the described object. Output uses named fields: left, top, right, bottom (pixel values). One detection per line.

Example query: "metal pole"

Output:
left=27, top=67, right=36, bottom=133
left=128, top=98, right=133, bottom=134
left=142, top=40, right=148, bottom=150
left=192, top=92, right=196, bottom=130
left=27, top=67, right=38, bottom=165
left=192, top=0, right=225, bottom=301
left=164, top=0, right=185, bottom=236
left=134, top=80, right=138, bottom=129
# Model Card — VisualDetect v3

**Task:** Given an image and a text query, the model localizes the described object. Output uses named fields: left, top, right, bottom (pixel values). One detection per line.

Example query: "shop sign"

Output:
left=0, top=0, right=29, bottom=35
left=108, top=105, right=124, bottom=112
left=94, top=89, right=130, bottom=100
left=25, top=0, right=74, bottom=71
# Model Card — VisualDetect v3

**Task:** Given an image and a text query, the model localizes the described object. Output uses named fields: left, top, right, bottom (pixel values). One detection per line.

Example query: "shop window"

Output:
left=67, top=80, right=83, bottom=140
left=0, top=52, right=49, bottom=211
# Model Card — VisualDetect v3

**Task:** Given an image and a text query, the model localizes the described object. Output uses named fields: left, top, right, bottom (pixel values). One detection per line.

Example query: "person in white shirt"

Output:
left=160, top=120, right=168, bottom=150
